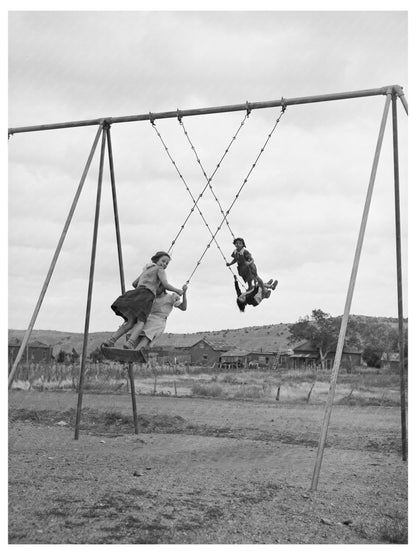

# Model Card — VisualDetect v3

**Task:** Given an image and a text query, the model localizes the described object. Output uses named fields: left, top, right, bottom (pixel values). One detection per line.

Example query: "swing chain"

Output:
left=150, top=120, right=231, bottom=266
left=152, top=109, right=249, bottom=251
left=177, top=116, right=244, bottom=240
left=185, top=103, right=287, bottom=285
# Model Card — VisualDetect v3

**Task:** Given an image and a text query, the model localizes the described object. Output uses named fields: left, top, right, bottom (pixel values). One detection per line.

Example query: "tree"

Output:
left=362, top=345, right=382, bottom=368
left=71, top=348, right=80, bottom=363
left=288, top=309, right=360, bottom=369
left=56, top=349, right=67, bottom=363
left=357, top=321, right=401, bottom=363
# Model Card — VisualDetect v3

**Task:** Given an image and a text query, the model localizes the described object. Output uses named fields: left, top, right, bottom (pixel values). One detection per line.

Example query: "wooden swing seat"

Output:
left=100, top=346, right=147, bottom=364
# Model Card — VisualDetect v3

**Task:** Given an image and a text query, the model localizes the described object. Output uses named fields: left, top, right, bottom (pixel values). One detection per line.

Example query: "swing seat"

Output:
left=100, top=346, right=147, bottom=364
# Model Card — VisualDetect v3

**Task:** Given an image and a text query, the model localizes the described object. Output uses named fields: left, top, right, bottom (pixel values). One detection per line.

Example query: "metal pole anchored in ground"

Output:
left=310, top=91, right=393, bottom=492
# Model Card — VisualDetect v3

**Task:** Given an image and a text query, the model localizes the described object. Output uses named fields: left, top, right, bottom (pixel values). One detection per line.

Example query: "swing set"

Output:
left=8, top=85, right=408, bottom=491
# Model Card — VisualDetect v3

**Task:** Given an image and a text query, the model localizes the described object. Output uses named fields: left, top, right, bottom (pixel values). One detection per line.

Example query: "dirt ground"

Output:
left=8, top=390, right=407, bottom=544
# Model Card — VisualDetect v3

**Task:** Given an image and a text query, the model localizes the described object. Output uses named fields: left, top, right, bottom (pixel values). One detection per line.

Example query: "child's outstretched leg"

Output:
left=124, top=320, right=146, bottom=349
left=262, top=279, right=278, bottom=291
left=255, top=275, right=267, bottom=293
left=102, top=315, right=137, bottom=347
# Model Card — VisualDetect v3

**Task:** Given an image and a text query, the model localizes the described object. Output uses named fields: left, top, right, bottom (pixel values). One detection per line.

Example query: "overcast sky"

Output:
left=7, top=7, right=409, bottom=335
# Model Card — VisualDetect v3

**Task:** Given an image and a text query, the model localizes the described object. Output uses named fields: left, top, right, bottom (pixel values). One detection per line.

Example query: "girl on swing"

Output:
left=234, top=275, right=277, bottom=312
left=226, top=237, right=267, bottom=290
left=226, top=236, right=277, bottom=310
left=101, top=251, right=184, bottom=350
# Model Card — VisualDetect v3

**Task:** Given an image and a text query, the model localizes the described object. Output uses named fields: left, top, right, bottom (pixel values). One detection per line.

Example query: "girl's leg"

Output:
left=124, top=320, right=146, bottom=349
left=102, top=317, right=136, bottom=347
left=262, top=279, right=278, bottom=291
left=255, top=274, right=266, bottom=292
left=135, top=336, right=151, bottom=351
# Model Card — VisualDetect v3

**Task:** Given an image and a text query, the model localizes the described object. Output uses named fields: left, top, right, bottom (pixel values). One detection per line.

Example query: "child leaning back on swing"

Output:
left=101, top=251, right=184, bottom=350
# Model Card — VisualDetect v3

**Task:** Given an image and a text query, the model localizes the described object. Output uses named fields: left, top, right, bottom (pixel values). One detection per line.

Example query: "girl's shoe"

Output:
left=101, top=340, right=115, bottom=348
left=271, top=280, right=278, bottom=290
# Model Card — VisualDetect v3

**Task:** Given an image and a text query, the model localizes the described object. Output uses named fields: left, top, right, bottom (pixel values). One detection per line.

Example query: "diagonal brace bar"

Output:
left=310, top=91, right=392, bottom=492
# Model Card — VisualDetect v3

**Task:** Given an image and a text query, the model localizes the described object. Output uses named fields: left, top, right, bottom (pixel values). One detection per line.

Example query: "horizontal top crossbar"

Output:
left=8, top=85, right=406, bottom=135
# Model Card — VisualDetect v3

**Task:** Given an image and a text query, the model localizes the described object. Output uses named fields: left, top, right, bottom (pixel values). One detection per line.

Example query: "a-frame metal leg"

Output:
left=310, top=92, right=392, bottom=491
left=127, top=363, right=139, bottom=434
left=75, top=127, right=107, bottom=440
left=8, top=125, right=104, bottom=390
left=391, top=93, right=407, bottom=462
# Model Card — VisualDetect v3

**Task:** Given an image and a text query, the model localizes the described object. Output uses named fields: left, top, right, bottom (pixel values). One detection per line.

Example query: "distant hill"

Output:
left=8, top=315, right=405, bottom=357
left=7, top=324, right=293, bottom=356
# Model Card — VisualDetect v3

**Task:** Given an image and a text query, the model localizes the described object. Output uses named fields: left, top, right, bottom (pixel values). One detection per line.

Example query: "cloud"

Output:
left=8, top=11, right=408, bottom=333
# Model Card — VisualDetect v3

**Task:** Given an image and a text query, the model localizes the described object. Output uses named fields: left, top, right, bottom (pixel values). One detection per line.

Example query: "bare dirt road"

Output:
left=8, top=391, right=407, bottom=544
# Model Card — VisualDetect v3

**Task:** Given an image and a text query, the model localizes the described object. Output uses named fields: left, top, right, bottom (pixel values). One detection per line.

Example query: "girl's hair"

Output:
left=233, top=237, right=246, bottom=247
left=151, top=251, right=171, bottom=263
left=236, top=298, right=246, bottom=312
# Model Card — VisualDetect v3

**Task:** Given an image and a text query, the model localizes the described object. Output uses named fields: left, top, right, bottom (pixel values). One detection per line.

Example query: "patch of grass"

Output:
left=336, top=396, right=400, bottom=407
left=221, top=374, right=244, bottom=385
left=8, top=407, right=74, bottom=424
left=204, top=506, right=225, bottom=519
left=137, top=413, right=186, bottom=433
left=103, top=410, right=132, bottom=426
left=191, top=383, right=223, bottom=397
left=378, top=514, right=408, bottom=544
left=9, top=408, right=42, bottom=422
left=232, top=385, right=263, bottom=399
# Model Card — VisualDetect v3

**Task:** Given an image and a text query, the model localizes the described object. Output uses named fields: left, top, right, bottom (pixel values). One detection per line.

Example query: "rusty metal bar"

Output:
left=106, top=125, right=126, bottom=294
left=74, top=128, right=107, bottom=440
left=310, top=92, right=392, bottom=492
left=8, top=125, right=103, bottom=389
left=392, top=93, right=407, bottom=461
left=8, top=86, right=399, bottom=135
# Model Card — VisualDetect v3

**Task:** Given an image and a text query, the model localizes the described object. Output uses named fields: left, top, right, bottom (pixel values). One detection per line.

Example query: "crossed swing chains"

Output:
left=149, top=111, right=245, bottom=277
left=150, top=100, right=287, bottom=287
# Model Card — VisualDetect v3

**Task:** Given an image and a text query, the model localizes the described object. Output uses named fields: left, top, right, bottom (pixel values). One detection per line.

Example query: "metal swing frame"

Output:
left=8, top=85, right=408, bottom=491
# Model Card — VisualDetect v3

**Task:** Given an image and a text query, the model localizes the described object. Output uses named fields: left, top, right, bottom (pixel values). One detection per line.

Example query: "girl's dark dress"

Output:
left=230, top=247, right=257, bottom=284
left=111, top=264, right=161, bottom=323
left=111, top=287, right=155, bottom=323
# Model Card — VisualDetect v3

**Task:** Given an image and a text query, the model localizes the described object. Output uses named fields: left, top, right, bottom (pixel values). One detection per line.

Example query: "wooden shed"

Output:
left=8, top=338, right=53, bottom=365
left=219, top=349, right=249, bottom=369
left=188, top=338, right=234, bottom=367
left=288, top=341, right=362, bottom=369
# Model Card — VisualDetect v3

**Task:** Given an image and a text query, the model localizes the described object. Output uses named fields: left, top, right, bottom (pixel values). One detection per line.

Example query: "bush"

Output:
left=233, top=385, right=263, bottom=399
left=191, top=383, right=223, bottom=397
left=362, top=346, right=382, bottom=368
left=221, top=374, right=241, bottom=384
